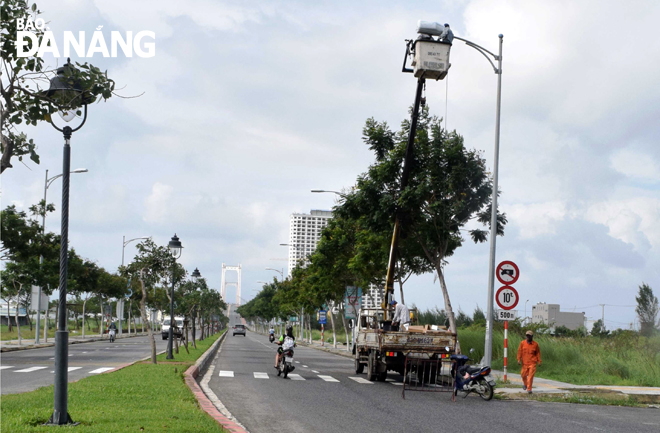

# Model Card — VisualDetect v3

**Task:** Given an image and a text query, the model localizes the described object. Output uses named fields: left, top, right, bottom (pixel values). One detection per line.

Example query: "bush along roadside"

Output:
left=0, top=331, right=226, bottom=433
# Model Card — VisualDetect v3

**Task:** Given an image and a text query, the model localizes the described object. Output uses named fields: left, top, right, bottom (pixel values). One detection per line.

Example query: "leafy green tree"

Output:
left=339, top=109, right=506, bottom=333
left=472, top=306, right=486, bottom=326
left=1, top=0, right=116, bottom=174
left=636, top=283, right=659, bottom=337
left=591, top=319, right=610, bottom=338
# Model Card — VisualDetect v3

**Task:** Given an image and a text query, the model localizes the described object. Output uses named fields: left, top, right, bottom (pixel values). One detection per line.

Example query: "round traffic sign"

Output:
left=496, top=260, right=520, bottom=285
left=495, top=286, right=519, bottom=310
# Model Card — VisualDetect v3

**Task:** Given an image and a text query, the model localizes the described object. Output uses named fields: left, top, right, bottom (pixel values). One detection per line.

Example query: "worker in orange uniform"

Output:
left=517, top=330, right=541, bottom=394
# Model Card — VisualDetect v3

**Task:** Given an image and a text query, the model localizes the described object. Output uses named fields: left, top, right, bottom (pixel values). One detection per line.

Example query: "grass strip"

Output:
left=1, top=332, right=225, bottom=432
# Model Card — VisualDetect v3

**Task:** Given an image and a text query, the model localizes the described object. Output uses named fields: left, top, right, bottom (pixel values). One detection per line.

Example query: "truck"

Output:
left=353, top=308, right=457, bottom=382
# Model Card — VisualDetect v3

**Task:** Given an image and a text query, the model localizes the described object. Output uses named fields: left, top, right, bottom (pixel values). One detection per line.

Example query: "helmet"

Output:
left=286, top=325, right=293, bottom=333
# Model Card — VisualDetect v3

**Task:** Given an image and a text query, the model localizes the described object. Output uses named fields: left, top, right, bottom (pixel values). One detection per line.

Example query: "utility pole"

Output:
left=599, top=304, right=605, bottom=326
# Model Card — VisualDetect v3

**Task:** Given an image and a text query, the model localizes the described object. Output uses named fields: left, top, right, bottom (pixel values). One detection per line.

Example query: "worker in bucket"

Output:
left=440, top=23, right=454, bottom=44
left=517, top=330, right=542, bottom=394
left=391, top=300, right=411, bottom=331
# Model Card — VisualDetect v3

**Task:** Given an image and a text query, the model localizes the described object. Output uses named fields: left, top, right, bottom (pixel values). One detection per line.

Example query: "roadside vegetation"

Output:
left=0, top=331, right=225, bottom=433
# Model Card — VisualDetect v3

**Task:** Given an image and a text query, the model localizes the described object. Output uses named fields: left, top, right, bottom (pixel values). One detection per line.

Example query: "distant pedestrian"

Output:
left=517, top=330, right=541, bottom=393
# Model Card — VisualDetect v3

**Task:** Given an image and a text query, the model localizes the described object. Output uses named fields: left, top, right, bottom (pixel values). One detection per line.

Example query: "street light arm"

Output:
left=123, top=236, right=151, bottom=247
left=454, top=36, right=499, bottom=60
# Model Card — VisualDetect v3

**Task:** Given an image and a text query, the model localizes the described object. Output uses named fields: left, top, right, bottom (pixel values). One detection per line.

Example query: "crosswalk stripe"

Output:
left=349, top=377, right=373, bottom=384
left=15, top=366, right=48, bottom=373
left=0, top=366, right=14, bottom=370
left=218, top=370, right=234, bottom=377
left=288, top=374, right=305, bottom=381
left=254, top=372, right=269, bottom=379
left=318, top=375, right=339, bottom=382
left=50, top=367, right=82, bottom=373
left=89, top=367, right=114, bottom=374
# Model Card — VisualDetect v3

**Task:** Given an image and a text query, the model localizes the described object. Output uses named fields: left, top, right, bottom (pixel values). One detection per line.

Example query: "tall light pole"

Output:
left=265, top=267, right=283, bottom=281
left=119, top=236, right=150, bottom=336
left=524, top=299, right=530, bottom=325
left=191, top=267, right=201, bottom=341
left=311, top=189, right=347, bottom=198
left=451, top=34, right=504, bottom=367
left=166, top=234, right=183, bottom=359
left=36, top=168, right=88, bottom=345
left=44, top=58, right=92, bottom=426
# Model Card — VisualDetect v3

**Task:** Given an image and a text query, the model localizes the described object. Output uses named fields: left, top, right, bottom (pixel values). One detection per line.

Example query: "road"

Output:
left=208, top=317, right=659, bottom=433
left=1, top=334, right=169, bottom=395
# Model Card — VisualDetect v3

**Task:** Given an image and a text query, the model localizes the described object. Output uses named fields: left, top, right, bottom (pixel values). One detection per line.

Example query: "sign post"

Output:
left=319, top=310, right=327, bottom=346
left=495, top=261, right=520, bottom=383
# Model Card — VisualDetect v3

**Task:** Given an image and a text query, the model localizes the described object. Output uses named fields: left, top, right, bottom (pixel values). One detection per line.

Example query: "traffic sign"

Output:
left=496, top=260, right=519, bottom=285
left=497, top=309, right=518, bottom=321
left=318, top=310, right=327, bottom=325
left=495, top=286, right=519, bottom=310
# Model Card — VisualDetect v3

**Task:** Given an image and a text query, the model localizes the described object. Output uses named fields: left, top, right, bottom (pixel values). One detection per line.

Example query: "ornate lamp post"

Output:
left=43, top=58, right=93, bottom=426
left=166, top=234, right=183, bottom=359
left=191, top=267, right=201, bottom=340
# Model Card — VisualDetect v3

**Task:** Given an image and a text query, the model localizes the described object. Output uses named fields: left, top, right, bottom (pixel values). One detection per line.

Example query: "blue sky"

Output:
left=3, top=0, right=659, bottom=330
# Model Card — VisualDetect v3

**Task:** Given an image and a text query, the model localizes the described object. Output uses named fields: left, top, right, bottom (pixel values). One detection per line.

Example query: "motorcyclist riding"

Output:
left=108, top=321, right=117, bottom=342
left=274, top=325, right=296, bottom=368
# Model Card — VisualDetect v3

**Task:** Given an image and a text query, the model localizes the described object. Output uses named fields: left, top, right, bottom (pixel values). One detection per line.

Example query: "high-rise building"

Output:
left=287, top=209, right=333, bottom=276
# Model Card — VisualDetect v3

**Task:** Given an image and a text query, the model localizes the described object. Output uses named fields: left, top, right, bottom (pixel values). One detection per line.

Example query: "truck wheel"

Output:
left=355, top=357, right=364, bottom=374
left=377, top=371, right=387, bottom=382
left=366, top=352, right=375, bottom=381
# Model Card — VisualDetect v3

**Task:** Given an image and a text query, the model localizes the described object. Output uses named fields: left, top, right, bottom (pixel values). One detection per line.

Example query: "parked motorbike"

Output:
left=269, top=334, right=275, bottom=343
left=451, top=353, right=496, bottom=401
left=109, top=328, right=116, bottom=343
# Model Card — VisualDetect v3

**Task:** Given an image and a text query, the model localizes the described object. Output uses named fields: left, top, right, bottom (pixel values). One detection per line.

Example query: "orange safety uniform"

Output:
left=517, top=340, right=541, bottom=391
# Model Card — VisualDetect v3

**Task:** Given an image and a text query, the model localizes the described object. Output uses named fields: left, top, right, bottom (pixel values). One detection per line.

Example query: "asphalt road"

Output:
left=1, top=334, right=169, bottom=395
left=208, top=324, right=660, bottom=433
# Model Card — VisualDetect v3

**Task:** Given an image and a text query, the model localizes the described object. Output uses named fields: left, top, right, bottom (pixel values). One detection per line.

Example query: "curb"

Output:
left=1, top=332, right=150, bottom=353
left=183, top=331, right=248, bottom=433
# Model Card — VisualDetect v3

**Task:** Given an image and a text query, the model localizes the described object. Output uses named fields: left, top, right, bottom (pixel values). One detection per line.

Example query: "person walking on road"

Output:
left=517, top=330, right=541, bottom=393
left=391, top=300, right=411, bottom=331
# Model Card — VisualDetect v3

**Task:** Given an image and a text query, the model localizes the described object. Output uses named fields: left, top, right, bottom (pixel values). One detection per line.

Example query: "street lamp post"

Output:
left=524, top=299, right=530, bottom=325
left=45, top=58, right=92, bottom=426
left=119, top=236, right=150, bottom=336
left=265, top=267, right=284, bottom=281
left=451, top=34, right=504, bottom=367
left=36, top=168, right=88, bottom=345
left=191, top=267, right=200, bottom=340
left=166, top=234, right=183, bottom=359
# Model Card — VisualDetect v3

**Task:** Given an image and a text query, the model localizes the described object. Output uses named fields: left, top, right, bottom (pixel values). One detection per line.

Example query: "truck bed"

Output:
left=356, top=329, right=456, bottom=354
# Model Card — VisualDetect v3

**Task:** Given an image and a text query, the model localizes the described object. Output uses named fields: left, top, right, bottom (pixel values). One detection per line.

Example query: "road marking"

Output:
left=50, top=367, right=82, bottom=373
left=0, top=366, right=14, bottom=370
left=390, top=382, right=404, bottom=386
left=302, top=365, right=308, bottom=368
left=254, top=372, right=269, bottom=379
left=311, top=370, right=319, bottom=373
left=82, top=351, right=88, bottom=353
left=15, top=366, right=48, bottom=373
left=89, top=367, right=114, bottom=374
left=218, top=370, right=234, bottom=377
left=349, top=377, right=373, bottom=384
left=50, top=357, right=55, bottom=360
left=294, top=361, right=300, bottom=364
left=288, top=374, right=305, bottom=380
left=318, top=375, right=339, bottom=382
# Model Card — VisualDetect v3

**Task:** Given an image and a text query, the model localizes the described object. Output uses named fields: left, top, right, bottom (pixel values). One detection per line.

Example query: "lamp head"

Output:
left=168, top=233, right=183, bottom=258
left=72, top=168, right=88, bottom=173
left=191, top=267, right=201, bottom=280
left=44, top=59, right=94, bottom=122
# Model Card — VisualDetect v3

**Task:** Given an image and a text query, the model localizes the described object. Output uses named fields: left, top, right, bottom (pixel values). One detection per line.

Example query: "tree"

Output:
left=591, top=319, right=609, bottom=338
left=339, top=109, right=506, bottom=333
left=121, top=239, right=176, bottom=363
left=1, top=0, right=116, bottom=174
left=636, top=283, right=659, bottom=337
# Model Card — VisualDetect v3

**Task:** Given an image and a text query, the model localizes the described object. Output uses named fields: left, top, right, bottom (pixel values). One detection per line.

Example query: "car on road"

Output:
left=162, top=316, right=184, bottom=340
left=233, top=324, right=246, bottom=336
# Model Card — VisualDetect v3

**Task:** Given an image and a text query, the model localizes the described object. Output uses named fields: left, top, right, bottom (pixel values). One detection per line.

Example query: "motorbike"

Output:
left=277, top=336, right=296, bottom=378
left=451, top=353, right=496, bottom=401
left=269, top=334, right=275, bottom=343
left=109, top=328, right=116, bottom=343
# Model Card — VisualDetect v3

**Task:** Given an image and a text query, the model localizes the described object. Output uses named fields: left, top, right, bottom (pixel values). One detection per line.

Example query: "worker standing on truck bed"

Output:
left=391, top=300, right=411, bottom=331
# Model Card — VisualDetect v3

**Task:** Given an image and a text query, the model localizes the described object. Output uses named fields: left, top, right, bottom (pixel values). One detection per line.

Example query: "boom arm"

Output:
left=383, top=76, right=426, bottom=320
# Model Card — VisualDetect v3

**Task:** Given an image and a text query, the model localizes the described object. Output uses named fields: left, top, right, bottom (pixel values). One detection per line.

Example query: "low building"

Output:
left=531, top=303, right=585, bottom=330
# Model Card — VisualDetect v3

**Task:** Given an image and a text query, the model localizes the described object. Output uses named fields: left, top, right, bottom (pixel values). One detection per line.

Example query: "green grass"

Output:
left=457, top=328, right=660, bottom=387
left=1, top=323, right=145, bottom=341
left=157, top=332, right=222, bottom=364
left=532, top=393, right=646, bottom=407
left=0, top=331, right=226, bottom=432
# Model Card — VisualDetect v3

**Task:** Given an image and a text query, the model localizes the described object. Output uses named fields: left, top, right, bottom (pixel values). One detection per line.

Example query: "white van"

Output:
left=161, top=316, right=184, bottom=340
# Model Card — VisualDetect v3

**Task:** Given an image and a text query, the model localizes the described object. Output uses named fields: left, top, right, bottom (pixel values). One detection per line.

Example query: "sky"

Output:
left=2, top=0, right=659, bottom=331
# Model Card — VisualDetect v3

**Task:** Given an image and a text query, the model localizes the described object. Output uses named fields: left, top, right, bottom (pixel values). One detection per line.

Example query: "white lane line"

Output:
left=318, top=375, right=339, bottom=382
left=254, top=372, right=269, bottom=379
left=51, top=367, right=82, bottom=373
left=390, top=382, right=404, bottom=386
left=294, top=361, right=300, bottom=364
left=311, top=370, right=319, bottom=373
left=218, top=370, right=234, bottom=377
left=0, top=366, right=14, bottom=370
left=302, top=365, right=308, bottom=368
left=349, top=377, right=373, bottom=384
left=82, top=352, right=88, bottom=353
left=89, top=367, right=114, bottom=374
left=288, top=374, right=306, bottom=381
left=49, top=357, right=55, bottom=360
left=15, top=366, right=48, bottom=373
